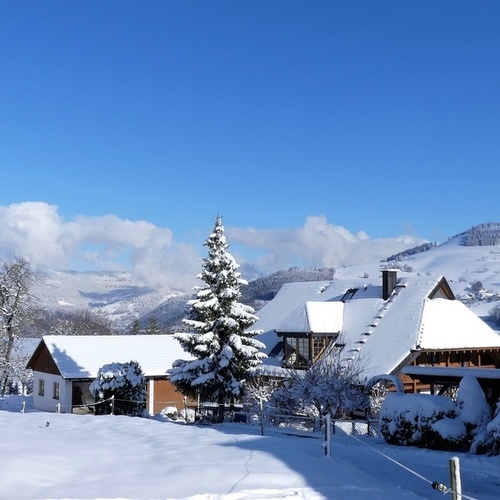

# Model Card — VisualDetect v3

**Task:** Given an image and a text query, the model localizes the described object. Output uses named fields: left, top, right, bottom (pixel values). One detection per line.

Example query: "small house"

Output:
left=27, top=334, right=192, bottom=415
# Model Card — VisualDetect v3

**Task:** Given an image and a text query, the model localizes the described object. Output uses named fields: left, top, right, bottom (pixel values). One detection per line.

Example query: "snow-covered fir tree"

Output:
left=89, top=360, right=147, bottom=416
left=168, top=216, right=266, bottom=422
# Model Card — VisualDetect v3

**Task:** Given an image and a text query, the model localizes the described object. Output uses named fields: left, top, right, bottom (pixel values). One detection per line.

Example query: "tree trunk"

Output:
left=1, top=322, right=15, bottom=396
left=217, top=393, right=225, bottom=423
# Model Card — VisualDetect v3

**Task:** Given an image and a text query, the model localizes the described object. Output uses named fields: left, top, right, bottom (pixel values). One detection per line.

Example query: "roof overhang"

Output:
left=402, top=365, right=500, bottom=382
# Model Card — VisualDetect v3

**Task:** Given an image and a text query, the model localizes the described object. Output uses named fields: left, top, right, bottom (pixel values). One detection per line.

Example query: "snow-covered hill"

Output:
left=333, top=231, right=500, bottom=329
left=33, top=270, right=182, bottom=330
left=31, top=224, right=500, bottom=333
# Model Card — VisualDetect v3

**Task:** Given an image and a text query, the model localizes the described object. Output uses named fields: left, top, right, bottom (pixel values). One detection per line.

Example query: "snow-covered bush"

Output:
left=455, top=375, right=490, bottom=443
left=380, top=393, right=467, bottom=450
left=153, top=406, right=189, bottom=424
left=380, top=393, right=419, bottom=446
left=420, top=416, right=467, bottom=451
left=471, top=400, right=500, bottom=456
left=180, top=407, right=196, bottom=423
left=162, top=406, right=180, bottom=420
left=90, top=360, right=147, bottom=416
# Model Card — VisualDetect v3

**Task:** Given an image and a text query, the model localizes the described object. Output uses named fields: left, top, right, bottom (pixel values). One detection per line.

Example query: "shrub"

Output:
left=380, top=393, right=419, bottom=446
left=455, top=375, right=490, bottom=443
left=90, top=360, right=147, bottom=416
left=380, top=393, right=467, bottom=450
left=471, top=401, right=500, bottom=456
left=416, top=395, right=465, bottom=450
left=422, top=417, right=467, bottom=451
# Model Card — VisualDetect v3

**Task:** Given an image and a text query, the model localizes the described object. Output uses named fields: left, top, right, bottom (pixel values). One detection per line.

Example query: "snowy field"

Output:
left=1, top=397, right=499, bottom=500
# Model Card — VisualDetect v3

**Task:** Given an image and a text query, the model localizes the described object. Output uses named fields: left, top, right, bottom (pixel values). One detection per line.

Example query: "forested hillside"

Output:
left=459, top=222, right=500, bottom=246
left=241, top=267, right=336, bottom=307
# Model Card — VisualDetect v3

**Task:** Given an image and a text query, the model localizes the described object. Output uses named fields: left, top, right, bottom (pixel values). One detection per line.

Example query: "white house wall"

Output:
left=32, top=371, right=72, bottom=413
left=147, top=379, right=155, bottom=415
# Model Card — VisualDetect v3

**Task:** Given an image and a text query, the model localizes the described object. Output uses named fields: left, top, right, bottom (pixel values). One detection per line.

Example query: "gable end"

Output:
left=27, top=340, right=62, bottom=377
left=428, top=276, right=455, bottom=300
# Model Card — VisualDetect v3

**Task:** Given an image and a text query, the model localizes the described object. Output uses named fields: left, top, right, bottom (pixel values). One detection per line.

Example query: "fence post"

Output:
left=449, top=457, right=462, bottom=500
left=21, top=401, right=25, bottom=413
left=323, top=414, right=331, bottom=457
left=56, top=403, right=61, bottom=413
left=110, top=395, right=115, bottom=415
left=259, top=397, right=264, bottom=437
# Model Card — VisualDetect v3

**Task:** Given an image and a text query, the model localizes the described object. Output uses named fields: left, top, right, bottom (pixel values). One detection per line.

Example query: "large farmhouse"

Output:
left=253, top=270, right=500, bottom=404
left=27, top=335, right=192, bottom=414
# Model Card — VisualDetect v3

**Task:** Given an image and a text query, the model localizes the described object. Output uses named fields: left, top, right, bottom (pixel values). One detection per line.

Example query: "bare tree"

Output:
left=46, top=309, right=117, bottom=336
left=0, top=257, right=38, bottom=395
left=272, top=347, right=368, bottom=420
left=244, top=373, right=286, bottom=405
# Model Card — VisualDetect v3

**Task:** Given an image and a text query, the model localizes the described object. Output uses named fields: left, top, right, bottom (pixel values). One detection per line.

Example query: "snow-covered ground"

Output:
left=1, top=396, right=499, bottom=500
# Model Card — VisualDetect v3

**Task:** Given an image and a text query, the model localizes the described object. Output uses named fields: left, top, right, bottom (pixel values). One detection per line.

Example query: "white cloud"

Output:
left=0, top=202, right=69, bottom=265
left=0, top=202, right=199, bottom=290
left=0, top=204, right=425, bottom=290
left=227, top=215, right=427, bottom=277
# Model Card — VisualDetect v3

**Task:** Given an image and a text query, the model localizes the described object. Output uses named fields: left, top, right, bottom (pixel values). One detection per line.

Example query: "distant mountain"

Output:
left=31, top=224, right=500, bottom=334
left=33, top=270, right=183, bottom=331
left=241, top=267, right=336, bottom=308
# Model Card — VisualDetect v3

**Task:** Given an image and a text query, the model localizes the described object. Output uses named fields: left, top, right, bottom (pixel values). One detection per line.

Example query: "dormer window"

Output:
left=341, top=288, right=358, bottom=302
left=283, top=333, right=336, bottom=369
left=284, top=336, right=310, bottom=369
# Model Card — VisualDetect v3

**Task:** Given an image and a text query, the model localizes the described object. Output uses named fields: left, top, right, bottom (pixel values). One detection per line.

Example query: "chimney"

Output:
left=382, top=269, right=397, bottom=300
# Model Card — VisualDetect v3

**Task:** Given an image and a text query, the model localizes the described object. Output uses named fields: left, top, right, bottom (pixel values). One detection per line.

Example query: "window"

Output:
left=312, top=336, right=334, bottom=362
left=284, top=336, right=310, bottom=369
left=340, top=288, right=358, bottom=302
left=38, top=379, right=45, bottom=396
left=53, top=382, right=60, bottom=400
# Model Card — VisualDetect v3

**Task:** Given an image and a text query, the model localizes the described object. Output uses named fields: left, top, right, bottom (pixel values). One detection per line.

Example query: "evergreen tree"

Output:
left=145, top=316, right=162, bottom=335
left=168, top=216, right=266, bottom=422
left=128, top=319, right=142, bottom=335
left=89, top=360, right=146, bottom=416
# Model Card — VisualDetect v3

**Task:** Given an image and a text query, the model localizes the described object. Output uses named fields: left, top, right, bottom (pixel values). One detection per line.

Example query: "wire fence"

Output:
left=22, top=395, right=151, bottom=414
left=348, top=434, right=477, bottom=500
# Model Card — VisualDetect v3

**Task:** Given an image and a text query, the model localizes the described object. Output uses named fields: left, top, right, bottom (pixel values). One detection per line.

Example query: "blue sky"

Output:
left=1, top=1, right=499, bottom=286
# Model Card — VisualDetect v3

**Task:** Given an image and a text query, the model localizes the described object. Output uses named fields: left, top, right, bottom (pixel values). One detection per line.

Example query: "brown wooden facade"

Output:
left=149, top=378, right=197, bottom=414
left=400, top=348, right=500, bottom=406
